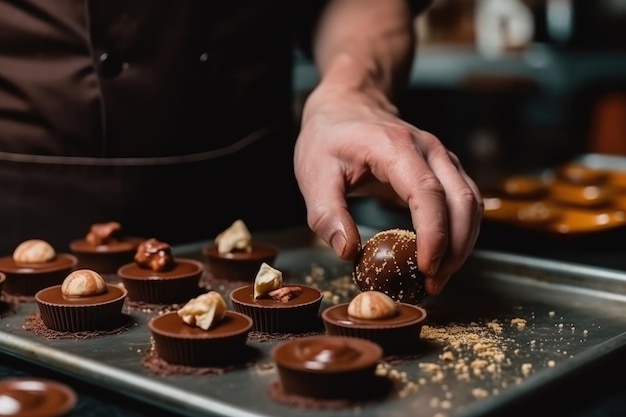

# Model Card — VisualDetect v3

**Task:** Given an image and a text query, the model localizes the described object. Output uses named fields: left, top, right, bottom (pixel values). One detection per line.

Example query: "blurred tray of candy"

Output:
left=478, top=153, right=626, bottom=257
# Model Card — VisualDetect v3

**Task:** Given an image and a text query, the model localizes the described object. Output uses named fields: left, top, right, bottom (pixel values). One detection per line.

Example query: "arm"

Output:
left=294, top=0, right=483, bottom=295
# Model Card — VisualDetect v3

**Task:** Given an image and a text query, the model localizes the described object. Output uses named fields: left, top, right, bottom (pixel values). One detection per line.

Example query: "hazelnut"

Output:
left=61, top=269, right=107, bottom=297
left=134, top=238, right=175, bottom=272
left=13, top=239, right=56, bottom=264
left=178, top=291, right=227, bottom=330
left=347, top=291, right=398, bottom=320
left=86, top=221, right=122, bottom=246
left=215, top=219, right=252, bottom=254
left=253, top=262, right=283, bottom=299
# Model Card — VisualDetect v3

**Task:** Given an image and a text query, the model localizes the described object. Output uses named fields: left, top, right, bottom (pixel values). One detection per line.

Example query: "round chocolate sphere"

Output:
left=353, top=229, right=426, bottom=305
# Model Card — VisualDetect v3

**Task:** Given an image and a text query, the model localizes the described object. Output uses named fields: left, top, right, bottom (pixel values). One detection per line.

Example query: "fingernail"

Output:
left=330, top=232, right=347, bottom=258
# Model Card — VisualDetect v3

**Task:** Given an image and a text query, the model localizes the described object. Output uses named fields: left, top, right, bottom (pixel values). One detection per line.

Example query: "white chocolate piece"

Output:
left=347, top=291, right=398, bottom=320
left=215, top=219, right=252, bottom=254
left=254, top=262, right=283, bottom=300
left=177, top=291, right=227, bottom=330
left=61, top=269, right=107, bottom=297
left=13, top=239, right=56, bottom=264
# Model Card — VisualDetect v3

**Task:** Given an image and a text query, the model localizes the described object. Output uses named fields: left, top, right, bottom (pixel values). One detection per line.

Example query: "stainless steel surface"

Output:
left=1, top=227, right=626, bottom=417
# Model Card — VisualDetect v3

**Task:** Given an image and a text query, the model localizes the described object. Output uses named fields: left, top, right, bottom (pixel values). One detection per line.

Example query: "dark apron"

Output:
left=0, top=0, right=311, bottom=254
left=0, top=126, right=306, bottom=255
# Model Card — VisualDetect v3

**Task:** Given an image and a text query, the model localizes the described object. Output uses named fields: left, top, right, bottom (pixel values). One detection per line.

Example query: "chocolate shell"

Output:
left=353, top=229, right=426, bottom=304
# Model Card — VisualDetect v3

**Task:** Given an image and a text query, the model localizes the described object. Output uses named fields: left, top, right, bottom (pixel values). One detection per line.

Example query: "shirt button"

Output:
left=98, top=52, right=125, bottom=78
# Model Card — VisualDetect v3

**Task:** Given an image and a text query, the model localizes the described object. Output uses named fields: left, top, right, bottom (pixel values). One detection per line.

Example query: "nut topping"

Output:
left=268, top=286, right=302, bottom=302
left=61, top=269, right=107, bottom=297
left=347, top=291, right=398, bottom=320
left=13, top=239, right=56, bottom=264
left=177, top=291, right=227, bottom=330
left=215, top=219, right=252, bottom=254
left=134, top=238, right=175, bottom=272
left=86, top=221, right=122, bottom=246
left=254, top=262, right=283, bottom=299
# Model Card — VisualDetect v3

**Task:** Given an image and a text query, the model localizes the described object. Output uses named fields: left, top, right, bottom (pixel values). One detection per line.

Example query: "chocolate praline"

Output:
left=35, top=284, right=127, bottom=332
left=0, top=378, right=77, bottom=417
left=322, top=302, right=427, bottom=355
left=148, top=310, right=253, bottom=367
left=203, top=243, right=279, bottom=282
left=117, top=258, right=204, bottom=304
left=271, top=335, right=383, bottom=400
left=0, top=254, right=78, bottom=297
left=353, top=229, right=426, bottom=305
left=229, top=284, right=322, bottom=333
left=69, top=237, right=145, bottom=274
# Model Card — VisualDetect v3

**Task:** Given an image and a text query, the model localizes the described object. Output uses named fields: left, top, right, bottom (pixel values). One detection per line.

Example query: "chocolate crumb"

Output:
left=141, top=345, right=259, bottom=376
left=267, top=376, right=394, bottom=410
left=23, top=313, right=133, bottom=339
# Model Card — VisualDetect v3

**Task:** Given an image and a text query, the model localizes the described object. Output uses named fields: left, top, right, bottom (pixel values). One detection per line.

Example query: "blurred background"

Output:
left=295, top=0, right=626, bottom=190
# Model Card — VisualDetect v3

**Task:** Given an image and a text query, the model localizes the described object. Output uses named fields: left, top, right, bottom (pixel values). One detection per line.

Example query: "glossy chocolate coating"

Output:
left=322, top=302, right=427, bottom=355
left=36, top=284, right=126, bottom=305
left=230, top=284, right=323, bottom=333
left=271, top=335, right=382, bottom=399
left=149, top=311, right=253, bottom=367
left=0, top=378, right=77, bottom=417
left=117, top=258, right=203, bottom=304
left=353, top=229, right=426, bottom=304
left=0, top=253, right=77, bottom=297
left=203, top=242, right=279, bottom=282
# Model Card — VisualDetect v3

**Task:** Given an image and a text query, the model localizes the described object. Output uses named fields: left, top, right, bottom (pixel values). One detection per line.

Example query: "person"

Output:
left=0, top=0, right=482, bottom=297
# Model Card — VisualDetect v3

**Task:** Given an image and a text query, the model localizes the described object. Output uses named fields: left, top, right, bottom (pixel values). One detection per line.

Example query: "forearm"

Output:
left=311, top=0, right=416, bottom=100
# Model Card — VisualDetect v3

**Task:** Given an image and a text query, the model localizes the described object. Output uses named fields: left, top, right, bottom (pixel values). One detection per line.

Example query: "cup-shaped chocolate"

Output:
left=117, top=258, right=204, bottom=304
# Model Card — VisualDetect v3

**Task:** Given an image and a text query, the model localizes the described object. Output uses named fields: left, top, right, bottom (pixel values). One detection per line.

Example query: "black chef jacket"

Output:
left=0, top=0, right=430, bottom=254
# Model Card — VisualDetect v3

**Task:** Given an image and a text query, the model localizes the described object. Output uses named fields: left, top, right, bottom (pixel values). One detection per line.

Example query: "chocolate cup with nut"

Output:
left=321, top=303, right=428, bottom=355
left=0, top=254, right=78, bottom=297
left=149, top=310, right=253, bottom=367
left=69, top=237, right=145, bottom=274
left=202, top=243, right=279, bottom=282
left=229, top=284, right=323, bottom=334
left=117, top=259, right=204, bottom=304
left=35, top=284, right=127, bottom=332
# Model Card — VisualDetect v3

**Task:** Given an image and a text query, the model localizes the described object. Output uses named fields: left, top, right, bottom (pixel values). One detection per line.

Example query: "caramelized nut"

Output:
left=61, top=269, right=107, bottom=297
left=13, top=239, right=56, bottom=264
left=268, top=286, right=302, bottom=302
left=134, top=238, right=175, bottom=272
left=347, top=291, right=398, bottom=320
left=86, top=221, right=122, bottom=246
left=178, top=291, right=227, bottom=330
left=254, top=262, right=283, bottom=299
left=215, top=219, right=252, bottom=254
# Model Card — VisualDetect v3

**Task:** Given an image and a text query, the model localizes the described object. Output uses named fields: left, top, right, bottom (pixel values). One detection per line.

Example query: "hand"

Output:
left=294, top=80, right=483, bottom=296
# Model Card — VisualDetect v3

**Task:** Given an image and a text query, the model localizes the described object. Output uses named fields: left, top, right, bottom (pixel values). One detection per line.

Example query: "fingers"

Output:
left=422, top=149, right=483, bottom=295
left=296, top=163, right=362, bottom=261
left=382, top=130, right=482, bottom=296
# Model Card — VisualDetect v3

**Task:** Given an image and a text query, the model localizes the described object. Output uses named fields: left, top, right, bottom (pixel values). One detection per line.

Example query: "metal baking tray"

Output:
left=1, top=226, right=626, bottom=417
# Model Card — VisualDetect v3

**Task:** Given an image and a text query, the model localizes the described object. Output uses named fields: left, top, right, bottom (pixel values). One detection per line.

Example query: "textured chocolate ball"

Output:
left=353, top=229, right=426, bottom=304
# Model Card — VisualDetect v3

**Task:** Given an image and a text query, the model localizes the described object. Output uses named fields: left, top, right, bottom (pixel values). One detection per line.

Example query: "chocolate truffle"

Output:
left=0, top=240, right=77, bottom=297
left=353, top=229, right=426, bottom=305
left=148, top=291, right=253, bottom=367
left=203, top=220, right=279, bottom=282
left=35, top=269, right=127, bottom=332
left=117, top=238, right=203, bottom=304
left=0, top=378, right=77, bottom=417
left=271, top=335, right=383, bottom=400
left=322, top=291, right=428, bottom=355
left=69, top=221, right=144, bottom=274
